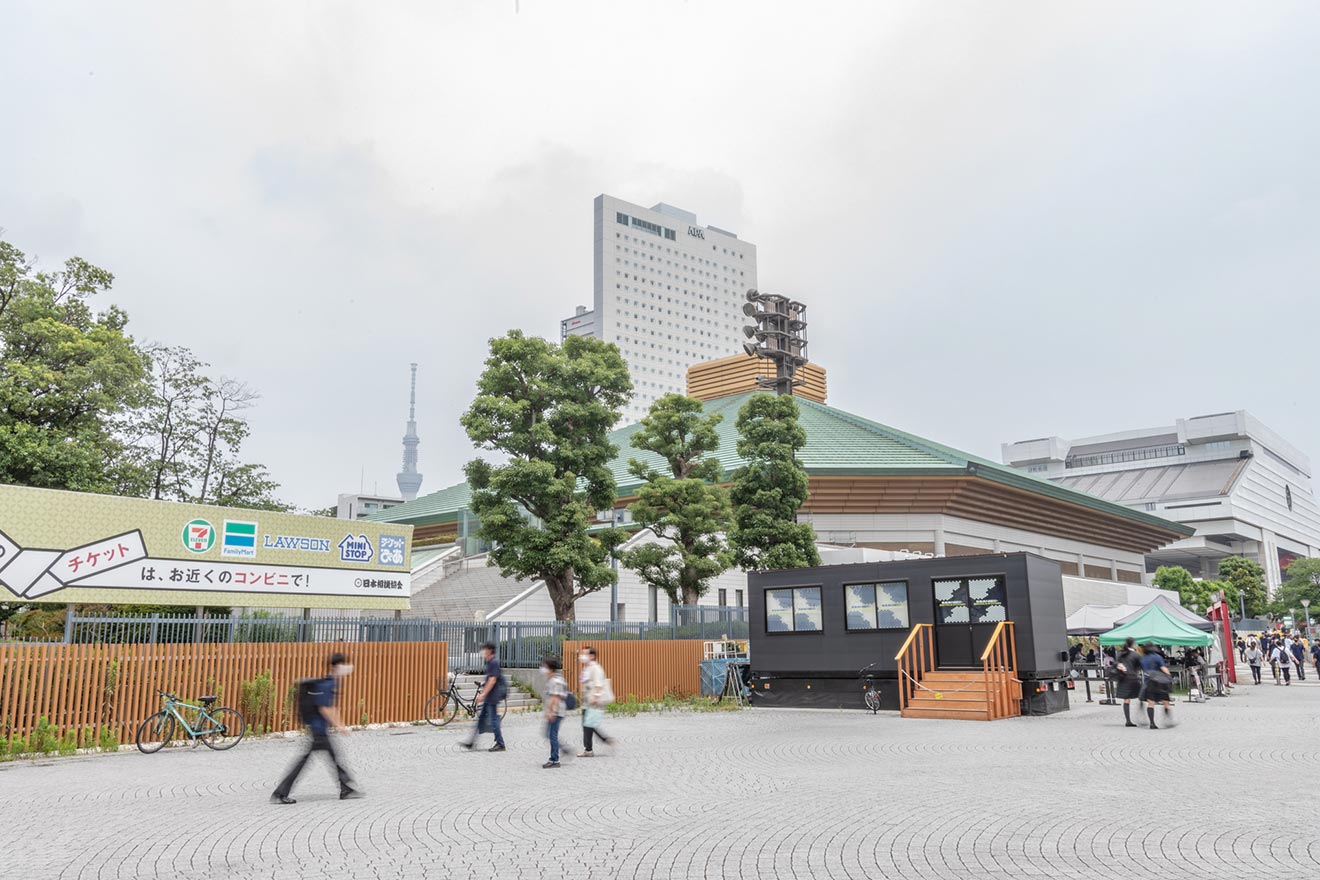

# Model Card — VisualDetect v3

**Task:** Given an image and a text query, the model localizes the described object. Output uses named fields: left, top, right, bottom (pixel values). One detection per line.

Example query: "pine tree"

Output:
left=620, top=394, right=731, bottom=607
left=728, top=394, right=820, bottom=570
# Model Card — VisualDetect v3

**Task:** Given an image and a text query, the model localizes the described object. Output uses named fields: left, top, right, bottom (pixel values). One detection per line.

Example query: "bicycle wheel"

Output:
left=424, top=692, right=459, bottom=727
left=200, top=707, right=245, bottom=751
left=136, top=711, right=177, bottom=754
left=864, top=688, right=881, bottom=713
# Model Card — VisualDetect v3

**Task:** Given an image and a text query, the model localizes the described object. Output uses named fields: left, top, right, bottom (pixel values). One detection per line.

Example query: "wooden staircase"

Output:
left=895, top=622, right=1021, bottom=721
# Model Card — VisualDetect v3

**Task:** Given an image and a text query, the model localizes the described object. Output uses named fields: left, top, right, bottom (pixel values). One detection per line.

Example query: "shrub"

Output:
left=98, top=728, right=119, bottom=752
left=58, top=731, right=78, bottom=756
left=30, top=717, right=59, bottom=754
left=241, top=669, right=278, bottom=731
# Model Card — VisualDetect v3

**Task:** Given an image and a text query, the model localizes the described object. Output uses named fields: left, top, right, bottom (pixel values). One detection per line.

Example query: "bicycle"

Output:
left=136, top=690, right=245, bottom=754
left=423, top=672, right=508, bottom=727
left=860, top=662, right=882, bottom=713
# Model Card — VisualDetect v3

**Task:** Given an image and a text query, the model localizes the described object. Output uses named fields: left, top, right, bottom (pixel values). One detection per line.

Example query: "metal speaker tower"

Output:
left=741, top=290, right=808, bottom=395
left=396, top=363, right=424, bottom=501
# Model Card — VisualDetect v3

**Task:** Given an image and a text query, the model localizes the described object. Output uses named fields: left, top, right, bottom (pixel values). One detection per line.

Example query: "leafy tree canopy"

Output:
left=620, top=394, right=731, bottom=606
left=0, top=241, right=149, bottom=493
left=728, top=394, right=820, bottom=570
left=1218, top=556, right=1267, bottom=618
left=461, top=331, right=632, bottom=621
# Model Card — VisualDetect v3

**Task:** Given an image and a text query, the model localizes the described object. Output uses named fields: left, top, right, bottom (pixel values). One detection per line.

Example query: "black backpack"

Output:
left=296, top=677, right=327, bottom=725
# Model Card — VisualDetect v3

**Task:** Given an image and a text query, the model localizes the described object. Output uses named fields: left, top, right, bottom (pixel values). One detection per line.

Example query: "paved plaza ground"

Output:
left=4, top=680, right=1319, bottom=880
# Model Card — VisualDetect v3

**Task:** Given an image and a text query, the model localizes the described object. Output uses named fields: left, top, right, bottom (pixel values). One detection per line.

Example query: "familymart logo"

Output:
left=222, top=520, right=258, bottom=559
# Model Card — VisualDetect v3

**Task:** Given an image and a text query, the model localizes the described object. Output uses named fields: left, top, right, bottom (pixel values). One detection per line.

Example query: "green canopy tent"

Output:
left=1098, top=603, right=1214, bottom=647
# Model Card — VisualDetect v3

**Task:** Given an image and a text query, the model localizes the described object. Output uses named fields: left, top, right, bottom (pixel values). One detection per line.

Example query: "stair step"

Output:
left=921, top=671, right=986, bottom=682
left=901, top=706, right=991, bottom=720
left=908, top=693, right=989, bottom=706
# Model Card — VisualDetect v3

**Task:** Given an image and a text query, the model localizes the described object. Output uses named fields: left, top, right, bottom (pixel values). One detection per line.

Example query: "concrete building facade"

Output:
left=561, top=194, right=758, bottom=425
left=1002, top=410, right=1320, bottom=593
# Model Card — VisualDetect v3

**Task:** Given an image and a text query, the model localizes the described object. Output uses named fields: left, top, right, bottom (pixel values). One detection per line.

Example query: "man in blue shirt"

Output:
left=463, top=642, right=506, bottom=752
left=272, top=652, right=362, bottom=804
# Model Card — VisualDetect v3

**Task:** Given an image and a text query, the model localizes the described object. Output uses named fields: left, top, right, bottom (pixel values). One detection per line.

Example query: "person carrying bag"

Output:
left=577, top=646, right=616, bottom=757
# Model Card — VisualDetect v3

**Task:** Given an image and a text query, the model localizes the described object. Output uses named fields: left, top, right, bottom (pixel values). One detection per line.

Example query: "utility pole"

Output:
left=741, top=290, right=808, bottom=395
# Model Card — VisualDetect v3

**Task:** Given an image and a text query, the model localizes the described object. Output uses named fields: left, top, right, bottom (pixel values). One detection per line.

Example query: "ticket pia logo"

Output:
left=182, top=519, right=216, bottom=553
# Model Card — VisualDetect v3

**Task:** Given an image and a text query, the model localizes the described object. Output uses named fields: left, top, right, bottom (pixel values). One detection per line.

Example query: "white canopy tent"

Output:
left=1066, top=604, right=1143, bottom=636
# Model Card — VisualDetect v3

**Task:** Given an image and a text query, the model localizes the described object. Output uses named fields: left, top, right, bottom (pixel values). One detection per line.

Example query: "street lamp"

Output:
left=1302, top=598, right=1311, bottom=637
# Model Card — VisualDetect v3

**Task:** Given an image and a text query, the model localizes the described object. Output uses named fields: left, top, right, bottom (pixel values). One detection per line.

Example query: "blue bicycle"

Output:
left=135, top=690, right=245, bottom=753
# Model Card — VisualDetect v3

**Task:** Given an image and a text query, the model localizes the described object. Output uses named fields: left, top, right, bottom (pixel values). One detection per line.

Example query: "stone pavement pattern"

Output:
left=4, top=682, right=1319, bottom=879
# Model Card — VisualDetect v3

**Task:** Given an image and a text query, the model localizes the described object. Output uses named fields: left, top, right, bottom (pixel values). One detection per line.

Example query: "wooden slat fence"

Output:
left=0, top=641, right=446, bottom=747
left=563, top=639, right=704, bottom=701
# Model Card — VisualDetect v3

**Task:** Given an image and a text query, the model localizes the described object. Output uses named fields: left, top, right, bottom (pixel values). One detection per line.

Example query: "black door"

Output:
left=933, top=575, right=1008, bottom=667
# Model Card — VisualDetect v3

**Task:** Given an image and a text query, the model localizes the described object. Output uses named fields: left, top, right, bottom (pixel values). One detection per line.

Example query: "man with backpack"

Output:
left=1271, top=640, right=1292, bottom=686
left=271, top=652, right=362, bottom=805
left=578, top=645, right=615, bottom=756
left=463, top=642, right=506, bottom=752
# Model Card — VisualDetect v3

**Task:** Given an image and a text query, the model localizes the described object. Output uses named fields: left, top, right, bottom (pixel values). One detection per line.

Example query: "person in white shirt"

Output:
left=1272, top=642, right=1292, bottom=686
left=578, top=646, right=614, bottom=757
left=1244, top=640, right=1263, bottom=684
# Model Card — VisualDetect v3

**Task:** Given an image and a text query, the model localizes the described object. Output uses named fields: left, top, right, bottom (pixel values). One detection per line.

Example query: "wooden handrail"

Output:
left=979, top=620, right=1020, bottom=720
left=894, top=622, right=930, bottom=661
left=979, top=621, right=1007, bottom=663
left=895, top=623, right=934, bottom=713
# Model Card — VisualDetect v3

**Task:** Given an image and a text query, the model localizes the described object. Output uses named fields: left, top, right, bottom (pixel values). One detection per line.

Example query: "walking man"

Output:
left=1290, top=638, right=1307, bottom=681
left=1272, top=640, right=1292, bottom=686
left=463, top=642, right=507, bottom=752
left=272, top=652, right=362, bottom=805
left=1140, top=643, right=1174, bottom=729
left=1245, top=639, right=1263, bottom=685
left=578, top=646, right=614, bottom=757
left=1114, top=637, right=1144, bottom=727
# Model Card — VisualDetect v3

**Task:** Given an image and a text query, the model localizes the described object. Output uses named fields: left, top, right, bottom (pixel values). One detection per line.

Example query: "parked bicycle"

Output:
left=860, top=662, right=881, bottom=713
left=136, top=690, right=245, bottom=753
left=423, top=671, right=508, bottom=727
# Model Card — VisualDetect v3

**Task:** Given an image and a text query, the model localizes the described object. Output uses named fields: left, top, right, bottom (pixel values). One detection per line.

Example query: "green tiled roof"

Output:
left=370, top=392, right=1192, bottom=537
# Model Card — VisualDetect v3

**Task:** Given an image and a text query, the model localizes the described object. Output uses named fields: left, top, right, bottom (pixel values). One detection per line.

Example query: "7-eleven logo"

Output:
left=182, top=519, right=215, bottom=553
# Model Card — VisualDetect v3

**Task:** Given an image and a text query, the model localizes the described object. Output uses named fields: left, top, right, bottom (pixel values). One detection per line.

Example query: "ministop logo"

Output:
left=338, top=533, right=374, bottom=563
left=182, top=519, right=215, bottom=553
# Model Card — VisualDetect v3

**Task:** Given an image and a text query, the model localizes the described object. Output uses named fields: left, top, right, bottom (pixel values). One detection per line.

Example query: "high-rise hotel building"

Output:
left=561, top=194, right=758, bottom=425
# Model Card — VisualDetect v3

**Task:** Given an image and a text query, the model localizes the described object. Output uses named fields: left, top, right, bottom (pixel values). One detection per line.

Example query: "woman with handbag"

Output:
left=578, top=646, right=615, bottom=757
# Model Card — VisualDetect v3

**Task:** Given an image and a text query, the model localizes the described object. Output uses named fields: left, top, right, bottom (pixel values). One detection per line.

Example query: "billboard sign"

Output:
left=0, top=485, right=413, bottom=610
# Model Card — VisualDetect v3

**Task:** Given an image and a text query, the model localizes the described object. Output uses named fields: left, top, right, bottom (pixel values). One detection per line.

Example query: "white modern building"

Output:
left=560, top=194, right=758, bottom=425
left=1002, top=411, right=1320, bottom=593
left=560, top=305, right=596, bottom=340
left=336, top=493, right=404, bottom=521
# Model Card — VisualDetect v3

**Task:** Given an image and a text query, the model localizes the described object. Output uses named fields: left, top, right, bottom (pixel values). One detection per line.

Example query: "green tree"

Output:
left=619, top=394, right=732, bottom=607
left=131, top=344, right=284, bottom=509
left=728, top=394, right=820, bottom=570
left=0, top=241, right=150, bottom=493
left=1269, top=557, right=1320, bottom=619
left=1218, top=556, right=1267, bottom=618
left=1152, top=565, right=1213, bottom=609
left=461, top=331, right=633, bottom=621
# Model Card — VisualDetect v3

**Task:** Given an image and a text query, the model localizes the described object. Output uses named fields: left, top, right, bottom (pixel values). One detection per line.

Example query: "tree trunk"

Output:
left=547, top=575, right=576, bottom=622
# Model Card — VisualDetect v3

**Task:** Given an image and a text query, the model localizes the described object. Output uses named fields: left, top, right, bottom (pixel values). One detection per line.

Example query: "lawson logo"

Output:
left=338, top=534, right=374, bottom=563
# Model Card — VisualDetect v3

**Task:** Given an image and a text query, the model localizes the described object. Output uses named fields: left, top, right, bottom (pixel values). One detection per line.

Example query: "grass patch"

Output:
left=606, top=693, right=744, bottom=716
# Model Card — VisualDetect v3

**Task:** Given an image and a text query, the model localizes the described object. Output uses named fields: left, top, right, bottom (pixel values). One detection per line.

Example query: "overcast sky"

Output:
left=4, top=2, right=1318, bottom=509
